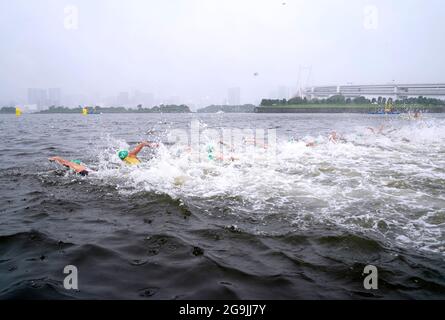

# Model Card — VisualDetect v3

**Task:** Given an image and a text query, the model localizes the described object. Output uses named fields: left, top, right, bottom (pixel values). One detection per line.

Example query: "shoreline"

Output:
left=2, top=105, right=445, bottom=115
left=255, top=104, right=445, bottom=114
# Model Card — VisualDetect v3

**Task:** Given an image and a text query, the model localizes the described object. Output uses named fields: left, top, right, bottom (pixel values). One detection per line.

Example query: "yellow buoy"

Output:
left=15, top=107, right=22, bottom=117
left=82, top=107, right=88, bottom=115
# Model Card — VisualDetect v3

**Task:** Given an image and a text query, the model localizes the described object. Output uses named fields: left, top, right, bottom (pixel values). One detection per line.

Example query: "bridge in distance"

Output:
left=303, top=83, right=445, bottom=100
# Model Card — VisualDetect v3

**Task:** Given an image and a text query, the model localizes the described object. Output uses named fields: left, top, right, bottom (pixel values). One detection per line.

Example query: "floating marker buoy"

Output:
left=82, top=107, right=88, bottom=115
left=15, top=107, right=22, bottom=117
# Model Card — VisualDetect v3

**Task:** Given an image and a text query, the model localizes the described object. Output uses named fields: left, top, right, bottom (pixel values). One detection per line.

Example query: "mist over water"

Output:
left=2, top=0, right=445, bottom=105
left=0, top=113, right=444, bottom=299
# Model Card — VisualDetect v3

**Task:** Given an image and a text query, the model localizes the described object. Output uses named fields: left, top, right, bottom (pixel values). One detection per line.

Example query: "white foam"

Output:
left=90, top=118, right=445, bottom=255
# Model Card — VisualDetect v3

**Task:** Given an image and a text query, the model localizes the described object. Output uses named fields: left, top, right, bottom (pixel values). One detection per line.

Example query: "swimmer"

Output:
left=414, top=111, right=422, bottom=119
left=118, top=141, right=159, bottom=165
left=49, top=157, right=90, bottom=176
left=367, top=124, right=399, bottom=136
left=49, top=141, right=159, bottom=175
left=289, top=138, right=317, bottom=148
left=328, top=131, right=346, bottom=143
left=367, top=124, right=385, bottom=135
left=289, top=137, right=317, bottom=147
left=206, top=144, right=238, bottom=162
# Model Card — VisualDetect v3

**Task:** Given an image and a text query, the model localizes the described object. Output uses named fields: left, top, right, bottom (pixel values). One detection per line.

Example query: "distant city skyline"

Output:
left=10, top=85, right=297, bottom=110
left=13, top=81, right=445, bottom=111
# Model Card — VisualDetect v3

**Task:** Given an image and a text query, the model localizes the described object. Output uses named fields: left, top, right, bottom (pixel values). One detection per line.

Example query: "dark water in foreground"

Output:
left=0, top=113, right=444, bottom=299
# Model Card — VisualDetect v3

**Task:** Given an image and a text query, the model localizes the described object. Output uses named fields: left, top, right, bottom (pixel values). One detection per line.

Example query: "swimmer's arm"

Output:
left=49, top=156, right=72, bottom=167
left=49, top=157, right=88, bottom=173
left=129, top=141, right=159, bottom=157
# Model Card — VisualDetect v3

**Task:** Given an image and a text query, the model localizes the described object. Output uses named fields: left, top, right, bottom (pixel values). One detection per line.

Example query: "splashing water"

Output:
left=84, top=118, right=445, bottom=256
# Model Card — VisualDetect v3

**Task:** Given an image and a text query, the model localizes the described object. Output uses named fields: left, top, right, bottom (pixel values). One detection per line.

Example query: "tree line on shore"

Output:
left=1, top=104, right=257, bottom=114
left=0, top=107, right=16, bottom=113
left=0, top=104, right=191, bottom=114
left=197, top=104, right=255, bottom=113
left=2, top=96, right=444, bottom=114
left=260, top=95, right=445, bottom=106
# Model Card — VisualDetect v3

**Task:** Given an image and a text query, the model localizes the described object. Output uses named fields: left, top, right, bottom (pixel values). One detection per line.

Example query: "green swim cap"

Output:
left=118, top=150, right=129, bottom=160
left=207, top=145, right=215, bottom=160
left=71, top=160, right=81, bottom=165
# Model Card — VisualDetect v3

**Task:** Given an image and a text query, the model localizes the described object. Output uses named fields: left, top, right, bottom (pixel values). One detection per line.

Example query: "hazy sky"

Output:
left=1, top=0, right=444, bottom=106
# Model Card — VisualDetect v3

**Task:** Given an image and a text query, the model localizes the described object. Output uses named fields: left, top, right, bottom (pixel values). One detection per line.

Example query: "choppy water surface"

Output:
left=0, top=113, right=444, bottom=299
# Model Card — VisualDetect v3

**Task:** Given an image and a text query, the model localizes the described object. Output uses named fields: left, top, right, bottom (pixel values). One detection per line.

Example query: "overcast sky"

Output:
left=0, top=0, right=444, bottom=107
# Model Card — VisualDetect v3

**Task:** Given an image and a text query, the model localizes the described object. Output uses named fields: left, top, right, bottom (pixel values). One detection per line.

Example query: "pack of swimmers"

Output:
left=51, top=112, right=423, bottom=176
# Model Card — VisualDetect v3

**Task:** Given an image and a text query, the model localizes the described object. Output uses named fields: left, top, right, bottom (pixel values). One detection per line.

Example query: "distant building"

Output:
left=27, top=88, right=48, bottom=108
left=228, top=87, right=241, bottom=105
left=48, top=88, right=61, bottom=106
